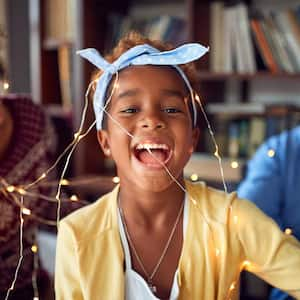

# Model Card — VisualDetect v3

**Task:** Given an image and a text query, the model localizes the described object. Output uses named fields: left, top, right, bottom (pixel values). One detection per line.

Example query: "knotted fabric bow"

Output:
left=77, top=43, right=209, bottom=129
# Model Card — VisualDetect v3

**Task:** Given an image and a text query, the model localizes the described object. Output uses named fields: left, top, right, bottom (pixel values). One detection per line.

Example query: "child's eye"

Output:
left=163, top=107, right=182, bottom=114
left=120, top=108, right=139, bottom=113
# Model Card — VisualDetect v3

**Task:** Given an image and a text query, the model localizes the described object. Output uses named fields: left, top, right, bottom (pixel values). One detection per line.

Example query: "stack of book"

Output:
left=210, top=1, right=300, bottom=73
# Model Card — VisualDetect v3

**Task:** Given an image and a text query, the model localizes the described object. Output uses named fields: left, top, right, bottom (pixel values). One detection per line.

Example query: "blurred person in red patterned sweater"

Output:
left=0, top=95, right=81, bottom=299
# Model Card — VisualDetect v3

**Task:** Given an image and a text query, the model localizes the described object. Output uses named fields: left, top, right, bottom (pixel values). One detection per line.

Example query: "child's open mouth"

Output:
left=133, top=143, right=172, bottom=167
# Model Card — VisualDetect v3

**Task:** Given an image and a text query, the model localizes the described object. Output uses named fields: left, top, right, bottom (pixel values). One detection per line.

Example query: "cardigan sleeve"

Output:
left=232, top=199, right=300, bottom=298
left=55, top=220, right=84, bottom=300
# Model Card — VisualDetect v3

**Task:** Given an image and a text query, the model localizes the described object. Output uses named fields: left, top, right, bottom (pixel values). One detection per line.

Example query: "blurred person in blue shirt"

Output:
left=238, top=125, right=300, bottom=300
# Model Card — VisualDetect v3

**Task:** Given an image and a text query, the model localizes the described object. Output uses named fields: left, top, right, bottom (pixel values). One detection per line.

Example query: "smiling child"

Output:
left=55, top=32, right=300, bottom=300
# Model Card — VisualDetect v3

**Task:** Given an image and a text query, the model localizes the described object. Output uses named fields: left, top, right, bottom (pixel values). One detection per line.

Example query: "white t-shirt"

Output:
left=117, top=195, right=189, bottom=300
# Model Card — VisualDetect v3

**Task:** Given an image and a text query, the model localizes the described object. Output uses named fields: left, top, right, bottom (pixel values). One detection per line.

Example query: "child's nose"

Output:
left=139, top=112, right=165, bottom=130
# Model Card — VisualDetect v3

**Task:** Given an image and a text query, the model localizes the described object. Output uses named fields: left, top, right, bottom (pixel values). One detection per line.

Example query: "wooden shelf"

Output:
left=197, top=71, right=300, bottom=81
left=43, top=39, right=73, bottom=50
left=184, top=153, right=246, bottom=183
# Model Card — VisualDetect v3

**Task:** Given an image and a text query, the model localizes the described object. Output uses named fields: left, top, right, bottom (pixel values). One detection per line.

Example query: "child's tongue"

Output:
left=138, top=149, right=166, bottom=165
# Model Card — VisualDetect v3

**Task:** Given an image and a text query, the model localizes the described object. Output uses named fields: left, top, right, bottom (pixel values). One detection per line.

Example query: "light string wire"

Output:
left=31, top=231, right=39, bottom=300
left=0, top=64, right=253, bottom=298
left=4, top=195, right=25, bottom=300
left=1, top=79, right=97, bottom=299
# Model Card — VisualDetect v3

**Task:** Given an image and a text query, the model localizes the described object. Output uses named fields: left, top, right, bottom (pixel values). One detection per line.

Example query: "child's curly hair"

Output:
left=93, top=31, right=199, bottom=92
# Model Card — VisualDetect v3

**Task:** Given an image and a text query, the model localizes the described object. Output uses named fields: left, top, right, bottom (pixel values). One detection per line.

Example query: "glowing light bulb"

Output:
left=74, top=132, right=80, bottom=140
left=190, top=174, right=199, bottom=182
left=215, top=248, right=220, bottom=257
left=229, top=282, right=236, bottom=291
left=267, top=149, right=275, bottom=157
left=242, top=260, right=251, bottom=269
left=70, top=195, right=79, bottom=201
left=60, top=179, right=69, bottom=186
left=40, top=173, right=46, bottom=179
left=3, top=81, right=9, bottom=90
left=31, top=245, right=38, bottom=253
left=230, top=161, right=239, bottom=169
left=17, top=188, right=27, bottom=195
left=33, top=297, right=39, bottom=300
left=112, top=176, right=120, bottom=184
left=6, top=185, right=15, bottom=193
left=285, top=228, right=292, bottom=235
left=22, top=207, right=31, bottom=215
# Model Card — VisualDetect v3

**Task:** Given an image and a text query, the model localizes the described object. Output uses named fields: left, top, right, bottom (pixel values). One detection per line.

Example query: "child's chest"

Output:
left=126, top=217, right=184, bottom=299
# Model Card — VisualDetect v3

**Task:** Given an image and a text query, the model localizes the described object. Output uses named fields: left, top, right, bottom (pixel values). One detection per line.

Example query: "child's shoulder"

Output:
left=59, top=186, right=119, bottom=241
left=185, top=180, right=238, bottom=224
left=186, top=180, right=271, bottom=227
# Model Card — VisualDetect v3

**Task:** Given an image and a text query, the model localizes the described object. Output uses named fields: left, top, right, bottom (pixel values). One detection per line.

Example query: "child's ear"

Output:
left=190, top=127, right=200, bottom=153
left=97, top=130, right=111, bottom=156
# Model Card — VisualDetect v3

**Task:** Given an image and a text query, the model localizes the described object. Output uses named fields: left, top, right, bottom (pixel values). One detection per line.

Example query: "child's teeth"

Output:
left=136, top=143, right=168, bottom=150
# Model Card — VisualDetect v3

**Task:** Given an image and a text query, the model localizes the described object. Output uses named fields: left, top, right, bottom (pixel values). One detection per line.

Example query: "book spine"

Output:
left=250, top=19, right=279, bottom=73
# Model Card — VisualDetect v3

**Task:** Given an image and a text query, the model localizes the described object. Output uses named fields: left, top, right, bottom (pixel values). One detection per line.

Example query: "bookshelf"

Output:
left=28, top=0, right=300, bottom=184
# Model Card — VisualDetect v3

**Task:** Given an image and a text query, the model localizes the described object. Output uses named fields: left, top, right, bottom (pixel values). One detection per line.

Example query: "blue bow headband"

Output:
left=77, top=43, right=209, bottom=130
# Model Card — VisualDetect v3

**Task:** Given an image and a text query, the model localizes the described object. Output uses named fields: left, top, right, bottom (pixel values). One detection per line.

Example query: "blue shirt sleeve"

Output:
left=237, top=134, right=284, bottom=227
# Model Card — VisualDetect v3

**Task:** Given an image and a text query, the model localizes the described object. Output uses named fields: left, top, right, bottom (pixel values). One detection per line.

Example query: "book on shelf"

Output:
left=248, top=117, right=266, bottom=157
left=263, top=14, right=295, bottom=73
left=209, top=1, right=300, bottom=74
left=234, top=3, right=257, bottom=73
left=250, top=14, right=279, bottom=73
left=271, top=9, right=300, bottom=72
left=210, top=1, right=225, bottom=72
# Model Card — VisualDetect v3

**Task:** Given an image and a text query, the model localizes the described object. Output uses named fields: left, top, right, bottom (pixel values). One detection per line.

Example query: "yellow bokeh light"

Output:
left=285, top=228, right=292, bottom=235
left=60, top=179, right=69, bottom=186
left=190, top=174, right=199, bottom=182
left=6, top=185, right=15, bottom=193
left=267, top=149, right=275, bottom=157
left=112, top=176, right=120, bottom=184
left=242, top=260, right=251, bottom=269
left=17, top=188, right=27, bottom=195
left=3, top=81, right=9, bottom=90
left=31, top=245, right=38, bottom=253
left=229, top=282, right=236, bottom=291
left=22, top=207, right=31, bottom=215
left=215, top=248, right=220, bottom=257
left=230, top=161, right=239, bottom=169
left=70, top=195, right=79, bottom=202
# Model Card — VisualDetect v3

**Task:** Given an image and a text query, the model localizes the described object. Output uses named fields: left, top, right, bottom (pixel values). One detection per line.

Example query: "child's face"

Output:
left=97, top=65, right=199, bottom=192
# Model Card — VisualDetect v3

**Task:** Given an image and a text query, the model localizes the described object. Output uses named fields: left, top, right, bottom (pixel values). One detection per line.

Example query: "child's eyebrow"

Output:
left=116, top=89, right=140, bottom=99
left=160, top=89, right=186, bottom=99
left=115, top=88, right=186, bottom=100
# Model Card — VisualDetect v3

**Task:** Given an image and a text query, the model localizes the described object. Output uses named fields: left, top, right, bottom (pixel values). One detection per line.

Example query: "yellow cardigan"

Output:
left=55, top=181, right=300, bottom=300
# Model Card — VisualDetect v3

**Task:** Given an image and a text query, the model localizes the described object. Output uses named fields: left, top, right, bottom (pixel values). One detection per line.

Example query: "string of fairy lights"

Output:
left=1, top=69, right=294, bottom=300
